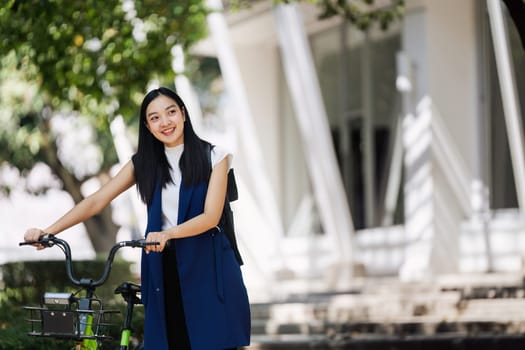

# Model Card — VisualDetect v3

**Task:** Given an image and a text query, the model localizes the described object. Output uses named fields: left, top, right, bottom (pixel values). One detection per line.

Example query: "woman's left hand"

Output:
left=144, top=231, right=170, bottom=254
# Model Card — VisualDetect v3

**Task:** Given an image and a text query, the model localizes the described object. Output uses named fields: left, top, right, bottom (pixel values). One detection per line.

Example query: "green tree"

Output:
left=0, top=0, right=208, bottom=252
left=316, top=0, right=404, bottom=30
left=229, top=0, right=405, bottom=30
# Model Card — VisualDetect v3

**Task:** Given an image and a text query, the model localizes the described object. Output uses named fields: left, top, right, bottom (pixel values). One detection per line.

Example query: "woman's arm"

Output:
left=144, top=157, right=229, bottom=253
left=24, top=160, right=136, bottom=244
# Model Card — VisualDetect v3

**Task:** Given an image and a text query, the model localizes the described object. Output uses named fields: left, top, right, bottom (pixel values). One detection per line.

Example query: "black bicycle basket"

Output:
left=23, top=292, right=119, bottom=341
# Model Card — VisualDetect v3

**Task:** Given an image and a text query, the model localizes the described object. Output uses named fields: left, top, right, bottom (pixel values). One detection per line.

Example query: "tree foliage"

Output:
left=0, top=0, right=209, bottom=251
left=0, top=0, right=208, bottom=171
left=228, top=0, right=405, bottom=31
left=317, top=0, right=404, bottom=30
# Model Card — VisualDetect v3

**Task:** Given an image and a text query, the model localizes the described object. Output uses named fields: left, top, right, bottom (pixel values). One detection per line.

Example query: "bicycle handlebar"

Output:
left=20, top=234, right=159, bottom=289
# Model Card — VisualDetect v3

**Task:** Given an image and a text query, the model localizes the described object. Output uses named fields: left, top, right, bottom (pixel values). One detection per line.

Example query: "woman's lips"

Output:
left=162, top=127, right=175, bottom=136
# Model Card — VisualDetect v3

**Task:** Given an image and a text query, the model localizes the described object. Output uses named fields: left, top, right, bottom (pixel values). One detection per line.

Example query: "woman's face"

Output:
left=145, top=94, right=185, bottom=147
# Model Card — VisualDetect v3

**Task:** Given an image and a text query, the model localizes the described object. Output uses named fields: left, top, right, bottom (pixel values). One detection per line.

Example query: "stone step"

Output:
left=248, top=273, right=525, bottom=340
left=249, top=297, right=525, bottom=336
left=457, top=298, right=525, bottom=322
left=242, top=334, right=525, bottom=350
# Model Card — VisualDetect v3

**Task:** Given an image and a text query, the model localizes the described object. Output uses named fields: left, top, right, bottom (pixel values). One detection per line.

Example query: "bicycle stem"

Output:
left=56, top=238, right=120, bottom=288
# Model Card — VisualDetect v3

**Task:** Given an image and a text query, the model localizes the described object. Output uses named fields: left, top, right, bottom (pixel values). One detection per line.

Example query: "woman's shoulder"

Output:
left=210, top=144, right=233, bottom=169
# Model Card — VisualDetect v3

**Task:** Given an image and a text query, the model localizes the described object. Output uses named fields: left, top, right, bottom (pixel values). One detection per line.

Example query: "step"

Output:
left=242, top=334, right=525, bottom=350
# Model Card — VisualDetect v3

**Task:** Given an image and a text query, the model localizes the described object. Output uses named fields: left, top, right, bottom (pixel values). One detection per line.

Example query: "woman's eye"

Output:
left=168, top=109, right=177, bottom=115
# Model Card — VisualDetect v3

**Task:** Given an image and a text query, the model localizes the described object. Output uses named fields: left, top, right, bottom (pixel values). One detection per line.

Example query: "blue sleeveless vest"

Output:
left=141, top=182, right=251, bottom=349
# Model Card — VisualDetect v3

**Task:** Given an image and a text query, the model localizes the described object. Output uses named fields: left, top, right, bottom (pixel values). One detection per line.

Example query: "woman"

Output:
left=24, top=87, right=251, bottom=350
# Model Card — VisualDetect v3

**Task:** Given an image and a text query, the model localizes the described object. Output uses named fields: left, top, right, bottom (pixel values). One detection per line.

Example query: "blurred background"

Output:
left=1, top=0, right=525, bottom=348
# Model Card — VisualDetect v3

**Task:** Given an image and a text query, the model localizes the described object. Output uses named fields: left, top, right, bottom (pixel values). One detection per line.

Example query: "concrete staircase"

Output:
left=243, top=273, right=525, bottom=349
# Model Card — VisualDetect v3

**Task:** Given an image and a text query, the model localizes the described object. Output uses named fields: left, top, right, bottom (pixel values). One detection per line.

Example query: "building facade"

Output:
left=190, top=0, right=525, bottom=299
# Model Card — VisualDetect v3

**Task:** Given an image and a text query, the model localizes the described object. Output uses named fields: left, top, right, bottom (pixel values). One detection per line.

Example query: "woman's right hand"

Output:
left=24, top=228, right=46, bottom=250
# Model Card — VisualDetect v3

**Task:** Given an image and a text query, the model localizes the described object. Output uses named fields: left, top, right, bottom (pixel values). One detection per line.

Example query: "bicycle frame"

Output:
left=20, top=234, right=156, bottom=350
left=115, top=281, right=143, bottom=350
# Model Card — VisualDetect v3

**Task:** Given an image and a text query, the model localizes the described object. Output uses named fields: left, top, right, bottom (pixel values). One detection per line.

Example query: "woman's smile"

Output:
left=161, top=127, right=176, bottom=136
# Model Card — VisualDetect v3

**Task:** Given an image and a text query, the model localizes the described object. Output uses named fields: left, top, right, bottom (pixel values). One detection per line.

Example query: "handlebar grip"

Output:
left=19, top=233, right=56, bottom=247
left=128, top=239, right=160, bottom=248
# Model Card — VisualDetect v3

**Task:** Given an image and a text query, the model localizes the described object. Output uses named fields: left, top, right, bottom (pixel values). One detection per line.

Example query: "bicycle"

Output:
left=19, top=234, right=158, bottom=350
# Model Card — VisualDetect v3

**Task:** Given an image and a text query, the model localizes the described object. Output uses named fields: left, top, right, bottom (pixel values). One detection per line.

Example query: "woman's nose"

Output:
left=159, top=114, right=170, bottom=126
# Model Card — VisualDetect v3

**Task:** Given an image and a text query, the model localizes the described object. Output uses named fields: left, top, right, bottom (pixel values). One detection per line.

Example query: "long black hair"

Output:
left=132, top=87, right=211, bottom=205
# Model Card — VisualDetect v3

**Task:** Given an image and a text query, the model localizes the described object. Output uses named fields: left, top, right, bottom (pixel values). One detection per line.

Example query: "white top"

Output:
left=161, top=144, right=232, bottom=230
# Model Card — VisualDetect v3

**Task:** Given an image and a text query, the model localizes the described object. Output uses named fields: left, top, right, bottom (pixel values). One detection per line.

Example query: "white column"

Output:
left=487, top=0, right=525, bottom=215
left=274, top=4, right=354, bottom=264
left=205, top=0, right=287, bottom=266
left=171, top=45, right=204, bottom=136
left=110, top=115, right=146, bottom=237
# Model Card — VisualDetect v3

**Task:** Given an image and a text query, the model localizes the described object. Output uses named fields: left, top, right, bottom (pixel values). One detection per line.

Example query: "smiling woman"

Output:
left=23, top=87, right=251, bottom=350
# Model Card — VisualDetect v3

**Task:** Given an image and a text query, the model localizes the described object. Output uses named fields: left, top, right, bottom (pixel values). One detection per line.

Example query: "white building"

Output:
left=188, top=0, right=525, bottom=300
